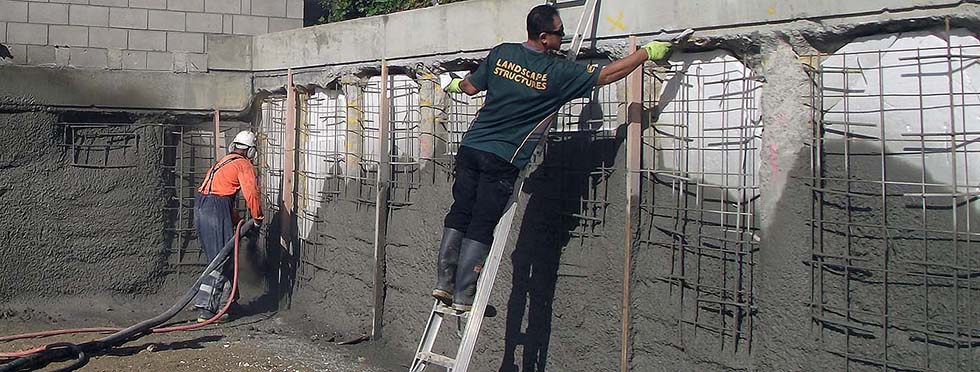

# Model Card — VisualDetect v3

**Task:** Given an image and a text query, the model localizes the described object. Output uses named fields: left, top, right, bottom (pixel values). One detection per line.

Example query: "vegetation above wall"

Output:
left=314, top=0, right=468, bottom=24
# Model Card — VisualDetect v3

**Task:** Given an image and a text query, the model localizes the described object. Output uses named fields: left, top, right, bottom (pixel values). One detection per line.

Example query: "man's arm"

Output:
left=460, top=78, right=481, bottom=95
left=597, top=40, right=673, bottom=86
left=445, top=77, right=483, bottom=96
left=444, top=46, right=494, bottom=96
left=237, top=163, right=264, bottom=221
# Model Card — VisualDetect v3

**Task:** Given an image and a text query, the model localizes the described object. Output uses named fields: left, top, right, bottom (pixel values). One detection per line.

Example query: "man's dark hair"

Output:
left=526, top=4, right=559, bottom=39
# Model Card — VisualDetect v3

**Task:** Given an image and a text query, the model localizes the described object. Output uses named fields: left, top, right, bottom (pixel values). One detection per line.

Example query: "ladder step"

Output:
left=418, top=351, right=456, bottom=368
left=434, top=304, right=468, bottom=317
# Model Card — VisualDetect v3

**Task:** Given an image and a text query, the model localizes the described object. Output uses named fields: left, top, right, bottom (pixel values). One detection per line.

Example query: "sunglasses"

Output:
left=542, top=25, right=565, bottom=38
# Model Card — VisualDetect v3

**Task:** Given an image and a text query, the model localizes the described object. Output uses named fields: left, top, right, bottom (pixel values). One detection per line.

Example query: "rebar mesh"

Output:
left=57, top=122, right=140, bottom=169
left=388, top=75, right=422, bottom=208
left=159, top=117, right=249, bottom=288
left=554, top=81, right=619, bottom=132
left=637, top=51, right=762, bottom=353
left=258, top=96, right=288, bottom=217
left=525, top=79, right=623, bottom=242
left=161, top=126, right=214, bottom=278
left=445, top=90, right=485, bottom=156
left=808, top=31, right=980, bottom=371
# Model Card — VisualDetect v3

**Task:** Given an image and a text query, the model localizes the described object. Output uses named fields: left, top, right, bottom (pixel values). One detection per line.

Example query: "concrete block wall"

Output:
left=0, top=0, right=302, bottom=71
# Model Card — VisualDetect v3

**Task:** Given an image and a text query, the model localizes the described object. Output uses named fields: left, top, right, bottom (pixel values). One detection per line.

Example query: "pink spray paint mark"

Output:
left=769, top=143, right=779, bottom=174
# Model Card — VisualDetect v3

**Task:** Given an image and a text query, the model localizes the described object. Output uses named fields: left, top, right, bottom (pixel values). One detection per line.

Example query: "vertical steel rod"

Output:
left=372, top=61, right=391, bottom=340
left=213, top=108, right=220, bottom=160
left=876, top=49, right=889, bottom=371
left=943, top=18, right=963, bottom=369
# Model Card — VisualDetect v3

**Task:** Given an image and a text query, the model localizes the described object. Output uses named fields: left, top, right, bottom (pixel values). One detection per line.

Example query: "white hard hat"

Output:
left=231, top=130, right=256, bottom=149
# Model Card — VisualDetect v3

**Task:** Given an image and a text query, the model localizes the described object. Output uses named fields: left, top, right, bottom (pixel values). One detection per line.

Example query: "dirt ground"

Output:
left=0, top=297, right=406, bottom=372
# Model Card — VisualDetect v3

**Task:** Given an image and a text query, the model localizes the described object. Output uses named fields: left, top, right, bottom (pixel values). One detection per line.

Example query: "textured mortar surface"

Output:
left=287, top=134, right=630, bottom=372
left=279, top=8, right=980, bottom=371
left=0, top=107, right=170, bottom=302
left=4, top=3, right=980, bottom=372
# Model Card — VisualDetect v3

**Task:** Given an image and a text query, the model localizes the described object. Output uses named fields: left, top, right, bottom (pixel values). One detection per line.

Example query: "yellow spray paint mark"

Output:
left=606, top=11, right=626, bottom=32
left=768, top=7, right=775, bottom=15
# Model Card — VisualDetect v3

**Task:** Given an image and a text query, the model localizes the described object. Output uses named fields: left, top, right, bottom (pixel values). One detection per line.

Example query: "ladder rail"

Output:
left=410, top=303, right=446, bottom=372
left=452, top=193, right=520, bottom=372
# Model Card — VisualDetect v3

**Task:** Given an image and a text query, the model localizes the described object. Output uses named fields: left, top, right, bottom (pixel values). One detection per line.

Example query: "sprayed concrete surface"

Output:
left=0, top=107, right=170, bottom=303
left=274, top=4, right=980, bottom=372
left=4, top=1, right=980, bottom=372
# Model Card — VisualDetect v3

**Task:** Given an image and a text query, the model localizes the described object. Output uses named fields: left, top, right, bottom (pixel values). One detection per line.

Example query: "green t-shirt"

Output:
left=461, top=42, right=603, bottom=169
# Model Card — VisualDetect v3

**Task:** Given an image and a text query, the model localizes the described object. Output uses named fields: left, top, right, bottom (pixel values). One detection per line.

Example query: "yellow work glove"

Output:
left=443, top=78, right=463, bottom=94
left=642, top=41, right=672, bottom=61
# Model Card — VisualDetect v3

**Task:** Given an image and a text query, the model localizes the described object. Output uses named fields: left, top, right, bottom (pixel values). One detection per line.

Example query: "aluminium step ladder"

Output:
left=408, top=1, right=600, bottom=371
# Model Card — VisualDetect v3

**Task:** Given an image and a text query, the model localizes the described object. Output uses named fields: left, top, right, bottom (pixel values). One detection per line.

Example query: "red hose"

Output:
left=0, top=328, right=119, bottom=343
left=0, top=220, right=245, bottom=360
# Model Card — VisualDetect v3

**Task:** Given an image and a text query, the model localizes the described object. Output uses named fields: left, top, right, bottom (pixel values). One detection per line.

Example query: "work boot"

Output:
left=452, top=238, right=491, bottom=312
left=196, top=309, right=230, bottom=324
left=433, top=227, right=465, bottom=306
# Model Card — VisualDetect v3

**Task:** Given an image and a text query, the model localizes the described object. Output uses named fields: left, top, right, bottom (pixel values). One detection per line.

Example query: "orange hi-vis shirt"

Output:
left=198, top=153, right=264, bottom=220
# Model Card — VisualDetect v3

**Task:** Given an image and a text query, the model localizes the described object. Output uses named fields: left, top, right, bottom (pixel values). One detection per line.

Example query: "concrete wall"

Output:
left=0, top=0, right=302, bottom=71
left=250, top=0, right=962, bottom=71
left=0, top=109, right=171, bottom=302
left=2, top=0, right=980, bottom=370
left=244, top=0, right=980, bottom=371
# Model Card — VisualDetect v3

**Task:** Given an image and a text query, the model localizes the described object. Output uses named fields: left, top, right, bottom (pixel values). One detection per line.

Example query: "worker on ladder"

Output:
left=434, top=4, right=676, bottom=312
left=194, top=130, right=265, bottom=322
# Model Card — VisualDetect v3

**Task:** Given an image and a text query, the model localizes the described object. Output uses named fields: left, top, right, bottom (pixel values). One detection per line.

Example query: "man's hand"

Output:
left=642, top=41, right=672, bottom=61
left=439, top=72, right=480, bottom=95
left=443, top=78, right=464, bottom=94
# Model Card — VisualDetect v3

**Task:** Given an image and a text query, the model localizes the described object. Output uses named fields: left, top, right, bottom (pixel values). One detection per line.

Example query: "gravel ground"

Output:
left=0, top=298, right=403, bottom=372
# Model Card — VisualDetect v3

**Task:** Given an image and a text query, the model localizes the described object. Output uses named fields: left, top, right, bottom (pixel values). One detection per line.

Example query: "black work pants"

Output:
left=444, top=146, right=520, bottom=245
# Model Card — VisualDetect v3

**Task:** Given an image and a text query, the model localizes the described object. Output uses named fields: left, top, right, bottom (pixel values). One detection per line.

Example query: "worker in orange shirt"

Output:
left=193, top=130, right=264, bottom=322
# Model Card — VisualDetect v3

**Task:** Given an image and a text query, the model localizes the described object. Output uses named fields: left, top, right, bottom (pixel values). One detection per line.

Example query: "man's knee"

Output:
left=464, top=211, right=506, bottom=245
left=444, top=214, right=470, bottom=233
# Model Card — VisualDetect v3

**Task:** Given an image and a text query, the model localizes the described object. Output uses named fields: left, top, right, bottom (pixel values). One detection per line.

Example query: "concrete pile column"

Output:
left=341, top=75, right=364, bottom=180
left=416, top=67, right=442, bottom=163
left=754, top=36, right=820, bottom=369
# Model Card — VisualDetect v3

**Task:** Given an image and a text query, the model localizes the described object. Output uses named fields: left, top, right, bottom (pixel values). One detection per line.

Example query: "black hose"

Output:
left=0, top=343, right=85, bottom=372
left=0, top=220, right=256, bottom=372
left=92, top=219, right=255, bottom=347
left=50, top=344, right=86, bottom=372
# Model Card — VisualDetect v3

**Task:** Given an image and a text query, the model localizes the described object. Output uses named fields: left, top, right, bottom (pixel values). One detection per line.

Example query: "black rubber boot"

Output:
left=452, top=238, right=491, bottom=312
left=433, top=227, right=465, bottom=306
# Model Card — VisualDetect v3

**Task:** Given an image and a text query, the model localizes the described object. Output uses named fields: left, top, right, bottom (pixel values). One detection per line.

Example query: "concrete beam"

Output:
left=0, top=66, right=252, bottom=111
left=590, top=0, right=962, bottom=37
left=250, top=0, right=964, bottom=71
